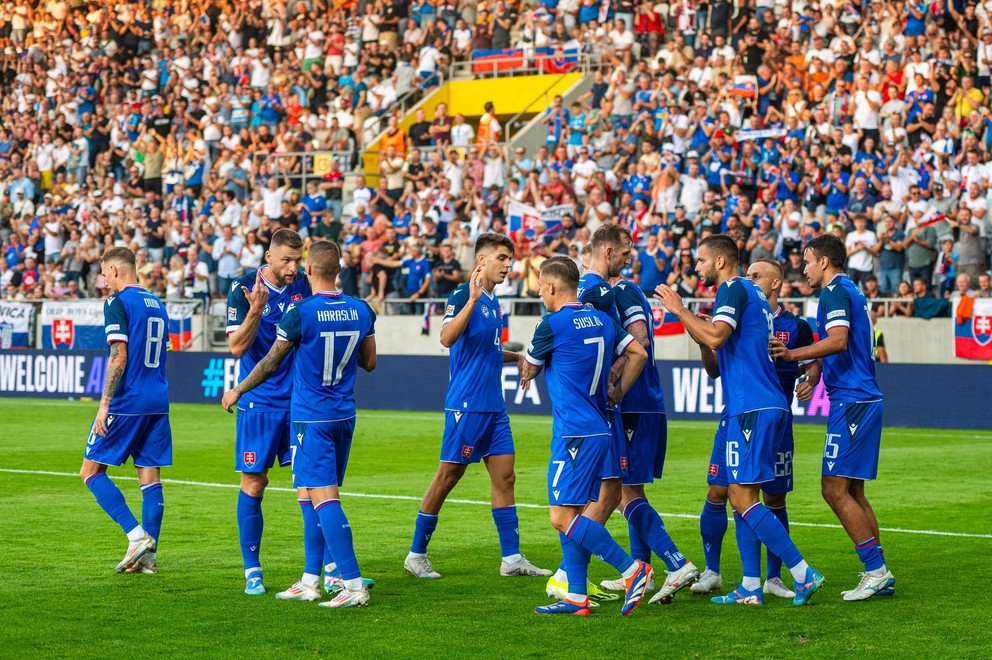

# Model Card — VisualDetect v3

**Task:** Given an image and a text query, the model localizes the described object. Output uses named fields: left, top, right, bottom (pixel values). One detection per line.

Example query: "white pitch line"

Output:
left=2, top=468, right=990, bottom=540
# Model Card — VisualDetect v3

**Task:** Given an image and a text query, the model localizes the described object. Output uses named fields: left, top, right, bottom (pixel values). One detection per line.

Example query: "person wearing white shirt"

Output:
left=845, top=215, right=879, bottom=285
left=678, top=160, right=708, bottom=218
left=450, top=114, right=474, bottom=148
left=571, top=149, right=598, bottom=199
left=853, top=77, right=882, bottom=139
left=260, top=177, right=289, bottom=219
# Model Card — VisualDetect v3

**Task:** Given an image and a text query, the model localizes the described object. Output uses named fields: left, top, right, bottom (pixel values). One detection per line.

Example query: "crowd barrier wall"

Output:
left=1, top=351, right=988, bottom=430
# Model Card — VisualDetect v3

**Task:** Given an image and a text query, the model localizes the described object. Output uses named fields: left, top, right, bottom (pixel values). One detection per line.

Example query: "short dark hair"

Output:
left=270, top=228, right=304, bottom=251
left=101, top=247, right=136, bottom=269
left=307, top=239, right=342, bottom=278
left=804, top=234, right=846, bottom=269
left=699, top=234, right=739, bottom=266
left=590, top=224, right=631, bottom=253
left=540, top=256, right=579, bottom=291
left=751, top=257, right=784, bottom=279
left=475, top=232, right=514, bottom=256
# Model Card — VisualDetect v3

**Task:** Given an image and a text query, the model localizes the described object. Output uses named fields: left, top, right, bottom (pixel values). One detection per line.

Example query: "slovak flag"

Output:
left=650, top=299, right=685, bottom=336
left=52, top=318, right=75, bottom=349
left=729, top=75, right=758, bottom=99
left=954, top=297, right=992, bottom=360
left=508, top=200, right=542, bottom=237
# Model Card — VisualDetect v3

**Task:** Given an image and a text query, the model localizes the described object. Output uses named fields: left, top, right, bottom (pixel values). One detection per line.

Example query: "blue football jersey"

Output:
left=578, top=271, right=620, bottom=323
left=711, top=277, right=789, bottom=416
left=103, top=285, right=169, bottom=415
left=276, top=291, right=376, bottom=422
left=526, top=303, right=634, bottom=438
left=613, top=278, right=665, bottom=414
left=442, top=283, right=506, bottom=412
left=816, top=275, right=883, bottom=402
left=772, top=307, right=815, bottom=406
left=227, top=267, right=311, bottom=411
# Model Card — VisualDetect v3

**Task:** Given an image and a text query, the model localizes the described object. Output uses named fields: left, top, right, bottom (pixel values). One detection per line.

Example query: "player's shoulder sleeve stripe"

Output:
left=615, top=331, right=635, bottom=356
left=106, top=334, right=128, bottom=344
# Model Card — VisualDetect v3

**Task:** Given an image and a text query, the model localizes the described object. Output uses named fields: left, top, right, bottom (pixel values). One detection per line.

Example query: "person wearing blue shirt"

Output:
left=404, top=234, right=551, bottom=580
left=225, top=230, right=315, bottom=597
left=260, top=87, right=284, bottom=128
left=520, top=256, right=651, bottom=616
left=79, top=247, right=171, bottom=576
left=688, top=258, right=822, bottom=600
left=299, top=181, right=328, bottom=229
left=770, top=235, right=894, bottom=602
left=566, top=102, right=587, bottom=156
left=542, top=95, right=569, bottom=147
left=223, top=240, right=376, bottom=609
left=599, top=272, right=700, bottom=605
left=636, top=233, right=669, bottom=293
left=774, top=161, right=801, bottom=204
left=821, top=158, right=851, bottom=218
left=656, top=234, right=825, bottom=607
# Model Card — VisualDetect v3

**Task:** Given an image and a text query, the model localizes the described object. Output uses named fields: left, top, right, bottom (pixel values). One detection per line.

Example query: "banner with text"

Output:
left=40, top=301, right=106, bottom=350
left=2, top=353, right=989, bottom=430
left=0, top=301, right=34, bottom=349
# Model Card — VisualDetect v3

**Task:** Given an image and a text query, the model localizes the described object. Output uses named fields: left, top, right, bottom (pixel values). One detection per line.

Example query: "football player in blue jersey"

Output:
left=656, top=235, right=825, bottom=606
left=225, top=229, right=314, bottom=597
left=596, top=248, right=701, bottom=605
left=404, top=233, right=551, bottom=580
left=223, top=239, right=377, bottom=608
left=545, top=225, right=632, bottom=604
left=770, top=235, right=894, bottom=601
left=522, top=257, right=652, bottom=616
left=79, top=247, right=171, bottom=574
left=689, top=258, right=821, bottom=600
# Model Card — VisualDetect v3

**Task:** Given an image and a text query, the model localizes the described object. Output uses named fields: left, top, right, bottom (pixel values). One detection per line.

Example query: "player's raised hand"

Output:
left=653, top=284, right=685, bottom=315
left=468, top=264, right=484, bottom=302
left=243, top=268, right=269, bottom=314
left=768, top=337, right=792, bottom=362
left=221, top=389, right=241, bottom=413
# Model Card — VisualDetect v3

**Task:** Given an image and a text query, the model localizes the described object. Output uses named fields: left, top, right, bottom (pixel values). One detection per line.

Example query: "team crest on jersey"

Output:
left=482, top=305, right=490, bottom=318
left=461, top=445, right=473, bottom=458
left=243, top=451, right=257, bottom=468
left=709, top=463, right=719, bottom=477
left=775, top=331, right=790, bottom=343
left=262, top=304, right=271, bottom=316
left=292, top=294, right=303, bottom=302
left=620, top=456, right=628, bottom=470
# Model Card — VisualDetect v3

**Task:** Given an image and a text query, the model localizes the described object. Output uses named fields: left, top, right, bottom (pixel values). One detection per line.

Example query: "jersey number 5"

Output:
left=320, top=331, right=360, bottom=386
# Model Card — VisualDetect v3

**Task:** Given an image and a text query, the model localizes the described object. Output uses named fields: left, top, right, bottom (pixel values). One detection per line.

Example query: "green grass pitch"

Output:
left=1, top=399, right=990, bottom=658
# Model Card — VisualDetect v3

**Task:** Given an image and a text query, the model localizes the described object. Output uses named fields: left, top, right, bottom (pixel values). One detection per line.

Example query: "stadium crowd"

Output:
left=2, top=0, right=992, bottom=315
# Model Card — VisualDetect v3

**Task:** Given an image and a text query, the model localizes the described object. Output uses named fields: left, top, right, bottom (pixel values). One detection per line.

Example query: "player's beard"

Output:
left=701, top=267, right=718, bottom=288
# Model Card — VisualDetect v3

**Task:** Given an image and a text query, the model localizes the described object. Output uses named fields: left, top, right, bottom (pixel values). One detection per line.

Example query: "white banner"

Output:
left=0, top=301, right=34, bottom=349
left=736, top=128, right=786, bottom=142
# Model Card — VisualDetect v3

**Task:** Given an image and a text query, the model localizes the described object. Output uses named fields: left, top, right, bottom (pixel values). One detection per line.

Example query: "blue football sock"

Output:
left=410, top=510, right=439, bottom=554
left=855, top=537, right=885, bottom=572
left=299, top=499, right=325, bottom=577
left=700, top=499, right=728, bottom=573
left=623, top=498, right=685, bottom=571
left=734, top=512, right=762, bottom=580
left=323, top=546, right=335, bottom=569
left=140, top=482, right=164, bottom=543
left=764, top=504, right=788, bottom=580
left=627, top=520, right=651, bottom=564
left=742, top=503, right=802, bottom=570
left=491, top=506, right=520, bottom=558
left=560, top=532, right=590, bottom=596
left=85, top=473, right=139, bottom=535
left=567, top=515, right=635, bottom=574
left=237, top=490, right=263, bottom=571
left=315, top=499, right=360, bottom=581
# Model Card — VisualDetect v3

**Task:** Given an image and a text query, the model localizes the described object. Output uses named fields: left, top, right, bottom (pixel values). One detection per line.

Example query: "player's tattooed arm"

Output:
left=518, top=359, right=542, bottom=391
left=93, top=341, right=128, bottom=436
left=222, top=340, right=293, bottom=412
left=626, top=320, right=651, bottom=351
left=102, top=341, right=127, bottom=405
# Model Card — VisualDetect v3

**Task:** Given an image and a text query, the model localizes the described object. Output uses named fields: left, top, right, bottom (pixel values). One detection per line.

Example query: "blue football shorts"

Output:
left=823, top=400, right=883, bottom=481
left=719, top=408, right=789, bottom=487
left=548, top=434, right=609, bottom=507
left=84, top=413, right=172, bottom=468
left=291, top=418, right=356, bottom=489
left=707, top=410, right=794, bottom=494
left=621, top=412, right=668, bottom=486
left=235, top=407, right=292, bottom=472
left=600, top=408, right=627, bottom=480
left=439, top=410, right=514, bottom=465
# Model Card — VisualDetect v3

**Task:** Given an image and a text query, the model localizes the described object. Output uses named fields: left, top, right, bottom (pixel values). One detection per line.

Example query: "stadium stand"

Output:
left=1, top=0, right=991, bottom=325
